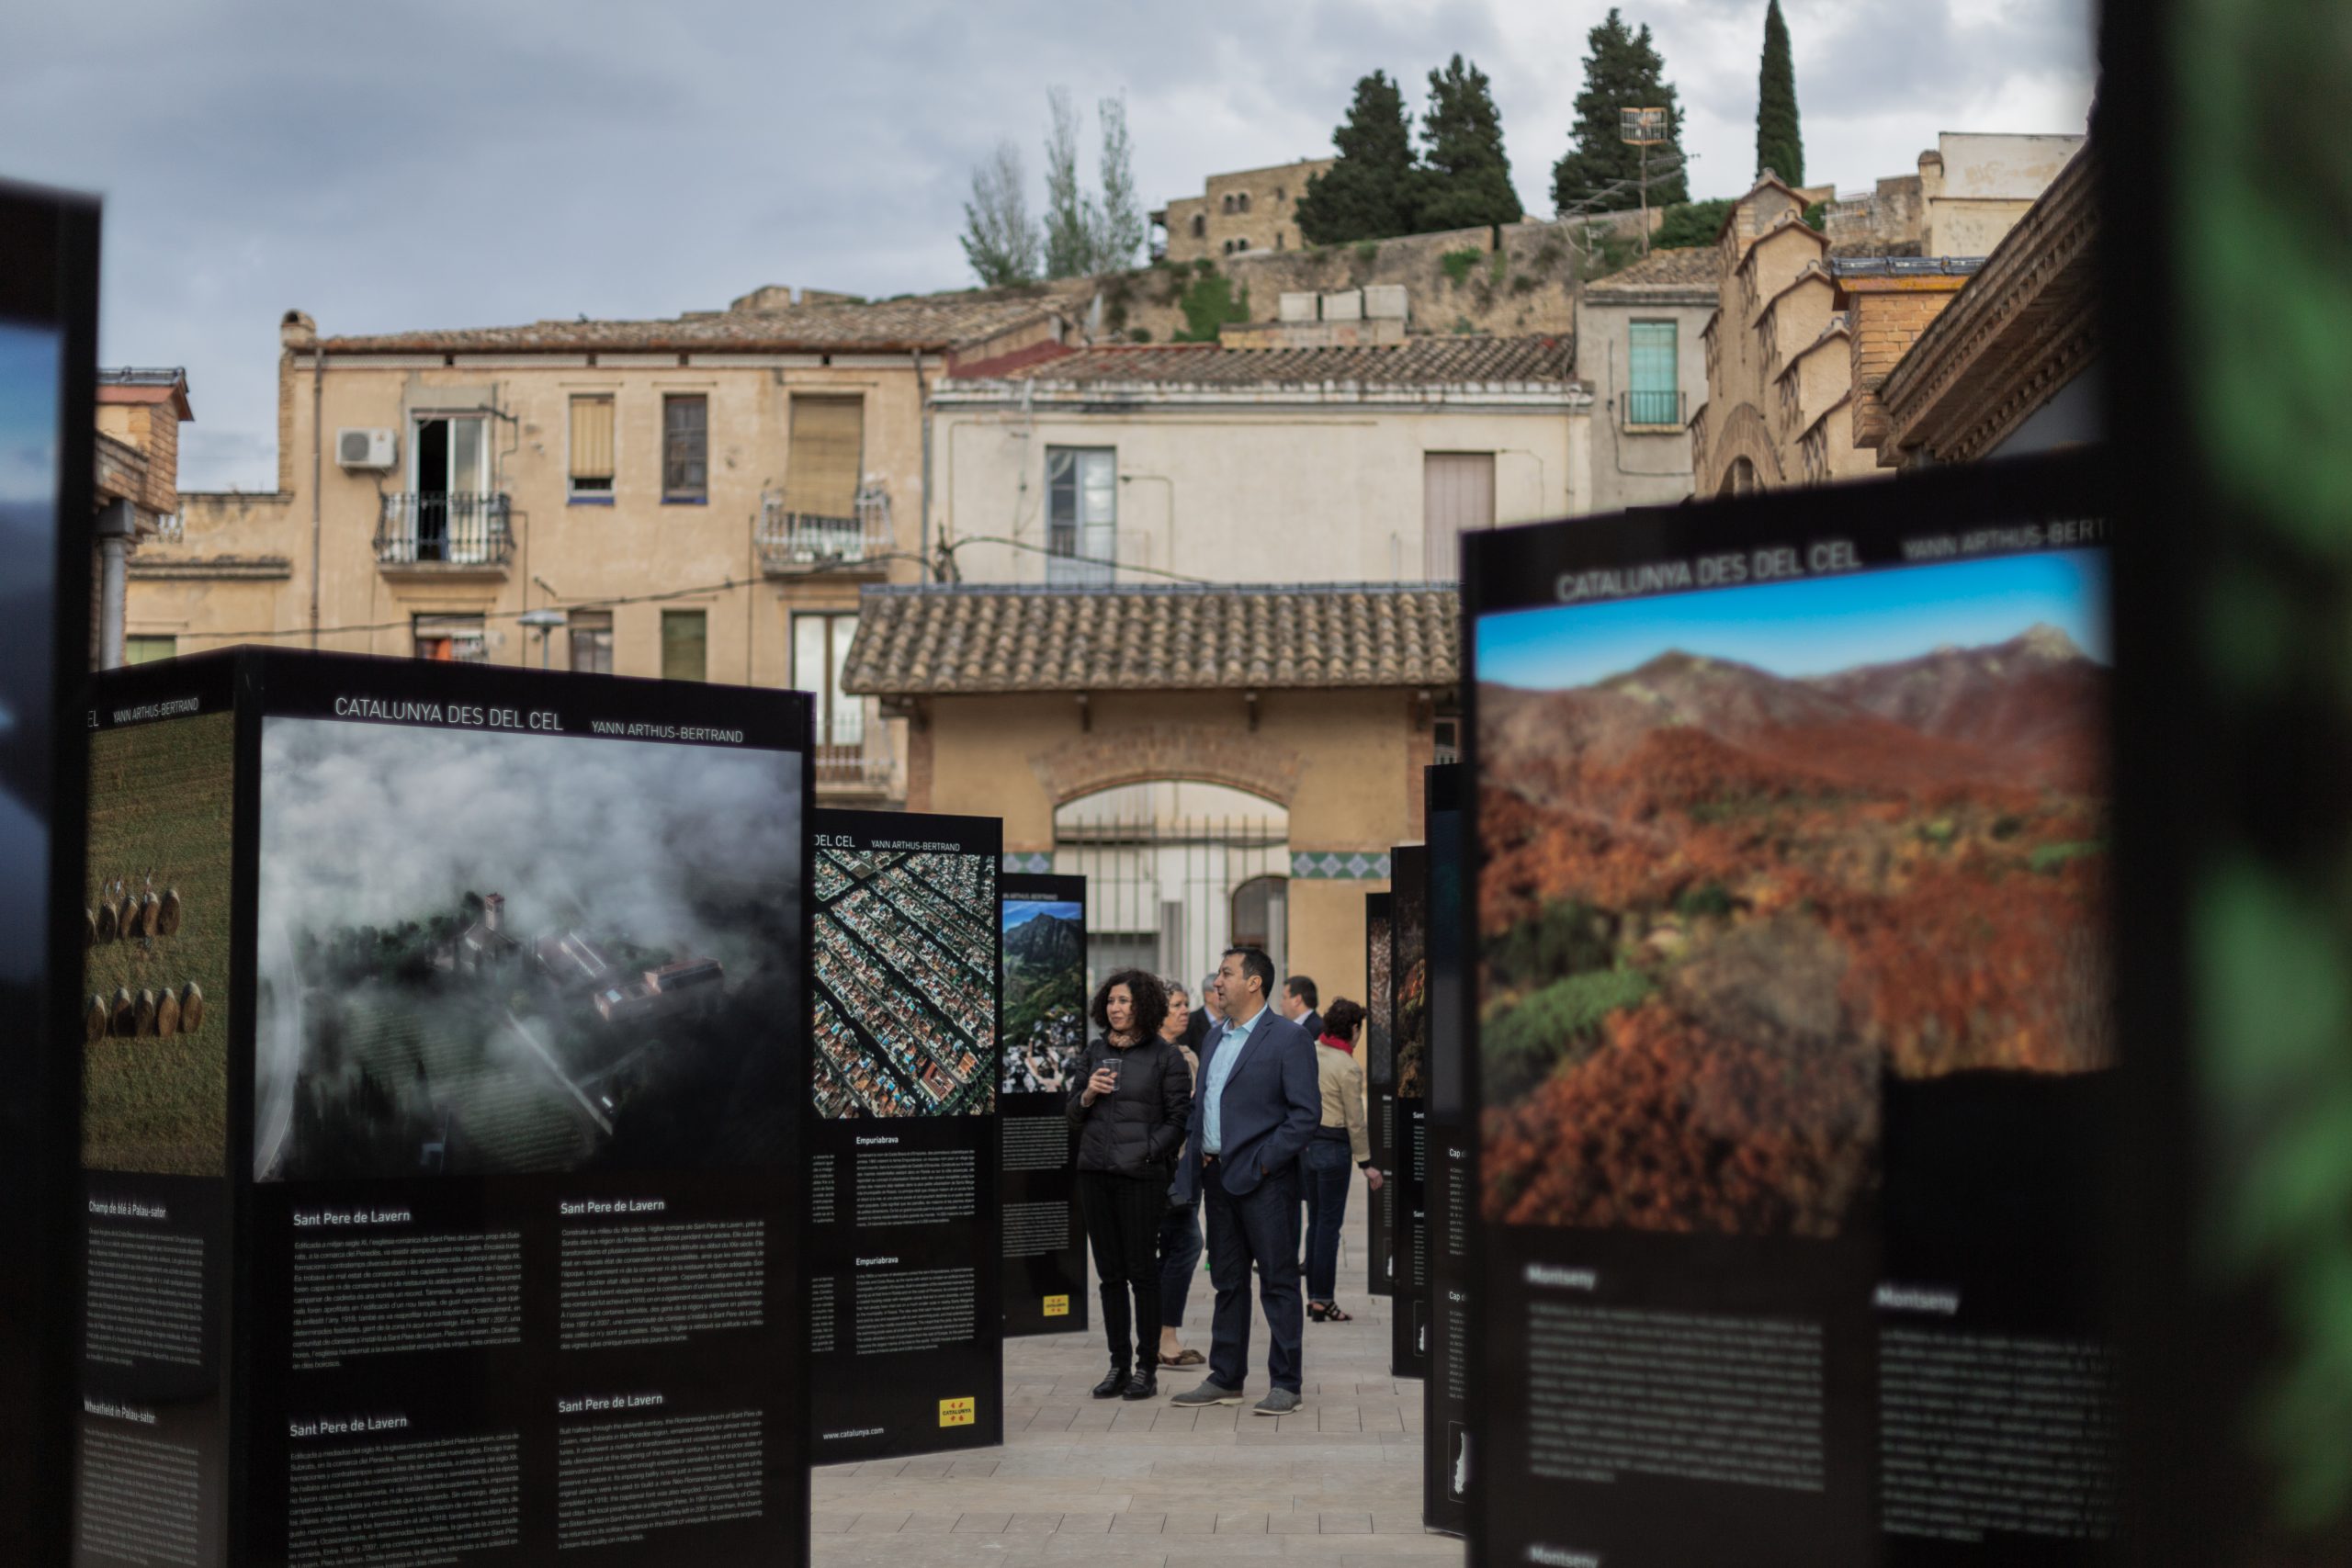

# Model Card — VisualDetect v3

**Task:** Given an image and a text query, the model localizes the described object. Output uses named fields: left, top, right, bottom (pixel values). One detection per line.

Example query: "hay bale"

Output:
left=134, top=989, right=159, bottom=1037
left=179, top=983, right=205, bottom=1033
left=109, top=987, right=136, bottom=1038
left=96, top=901, right=118, bottom=944
left=85, top=908, right=97, bottom=948
left=156, top=987, right=181, bottom=1038
left=85, top=995, right=107, bottom=1043
left=116, top=897, right=139, bottom=941
left=156, top=888, right=183, bottom=938
left=137, top=892, right=162, bottom=939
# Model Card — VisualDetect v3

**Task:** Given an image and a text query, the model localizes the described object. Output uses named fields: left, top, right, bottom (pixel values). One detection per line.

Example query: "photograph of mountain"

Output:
left=1001, top=898, right=1084, bottom=1094
left=84, top=712, right=235, bottom=1176
left=253, top=718, right=804, bottom=1180
left=1476, top=551, right=2109, bottom=1236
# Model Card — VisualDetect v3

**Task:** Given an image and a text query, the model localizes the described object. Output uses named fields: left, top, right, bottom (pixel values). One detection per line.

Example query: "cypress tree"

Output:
left=1296, top=71, right=1423, bottom=243
left=1416, top=54, right=1523, bottom=231
left=1755, top=0, right=1804, bottom=186
left=1552, top=9, right=1689, bottom=214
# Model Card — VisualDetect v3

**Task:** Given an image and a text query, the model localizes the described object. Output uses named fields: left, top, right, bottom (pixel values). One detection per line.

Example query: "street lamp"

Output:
left=517, top=608, right=567, bottom=669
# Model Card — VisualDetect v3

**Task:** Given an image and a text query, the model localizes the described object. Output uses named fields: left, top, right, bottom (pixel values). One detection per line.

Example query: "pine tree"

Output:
left=1417, top=54, right=1522, bottom=231
left=1551, top=8, right=1689, bottom=214
left=1295, top=71, right=1423, bottom=244
left=1755, top=0, right=1804, bottom=186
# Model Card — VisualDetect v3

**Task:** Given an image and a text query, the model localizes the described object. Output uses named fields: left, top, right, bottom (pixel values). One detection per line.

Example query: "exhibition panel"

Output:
left=1462, top=456, right=2114, bottom=1568
left=806, top=809, right=1004, bottom=1461
left=0, top=177, right=98, bottom=1568
left=1388, top=844, right=1430, bottom=1380
left=1363, top=893, right=1394, bottom=1300
left=76, top=649, right=816, bottom=1568
left=1419, top=764, right=1468, bottom=1537
left=998, top=874, right=1088, bottom=1337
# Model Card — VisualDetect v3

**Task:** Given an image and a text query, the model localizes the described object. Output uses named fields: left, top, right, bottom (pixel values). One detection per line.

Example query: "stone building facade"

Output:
left=1574, top=247, right=1716, bottom=512
left=1152, top=158, right=1334, bottom=263
left=127, top=288, right=1080, bottom=803
left=93, top=367, right=191, bottom=669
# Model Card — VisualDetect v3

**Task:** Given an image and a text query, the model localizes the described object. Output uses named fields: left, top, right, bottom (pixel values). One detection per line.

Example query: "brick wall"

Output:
left=1843, top=279, right=1970, bottom=456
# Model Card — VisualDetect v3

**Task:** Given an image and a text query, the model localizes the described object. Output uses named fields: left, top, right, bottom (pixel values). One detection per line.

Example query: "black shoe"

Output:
left=1091, top=1367, right=1130, bottom=1399
left=1122, top=1371, right=1158, bottom=1401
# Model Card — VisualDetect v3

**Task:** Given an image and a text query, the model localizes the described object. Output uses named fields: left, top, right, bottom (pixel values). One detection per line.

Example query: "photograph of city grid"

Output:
left=83, top=711, right=235, bottom=1177
left=252, top=717, right=803, bottom=1180
left=810, top=844, right=997, bottom=1117
left=1476, top=550, right=2110, bottom=1237
left=1001, top=897, right=1084, bottom=1094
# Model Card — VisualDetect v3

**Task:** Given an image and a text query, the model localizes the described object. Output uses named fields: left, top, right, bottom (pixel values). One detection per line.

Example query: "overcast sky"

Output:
left=2, top=0, right=2096, bottom=491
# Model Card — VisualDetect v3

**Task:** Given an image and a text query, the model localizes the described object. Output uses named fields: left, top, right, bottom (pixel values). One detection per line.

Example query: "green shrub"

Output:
left=1354, top=240, right=1381, bottom=263
left=1674, top=883, right=1736, bottom=920
left=1193, top=257, right=1217, bottom=276
left=2030, top=840, right=2106, bottom=874
left=1488, top=899, right=1612, bottom=991
left=1484, top=967, right=1655, bottom=1102
left=1650, top=198, right=1735, bottom=250
left=1173, top=276, right=1250, bottom=342
left=1441, top=247, right=1483, bottom=286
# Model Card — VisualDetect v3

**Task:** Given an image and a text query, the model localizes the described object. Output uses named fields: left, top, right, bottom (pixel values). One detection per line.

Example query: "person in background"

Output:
left=1170, top=947, right=1321, bottom=1416
left=1187, top=971, right=1223, bottom=1055
left=1069, top=970, right=1192, bottom=1400
left=1281, top=975, right=1323, bottom=1045
left=1301, top=998, right=1381, bottom=1322
left=1155, top=979, right=1206, bottom=1371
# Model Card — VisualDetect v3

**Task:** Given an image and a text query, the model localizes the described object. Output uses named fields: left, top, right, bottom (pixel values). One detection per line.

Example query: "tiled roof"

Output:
left=319, top=289, right=1079, bottom=355
left=842, top=583, right=1459, bottom=695
left=1585, top=247, right=1719, bottom=294
left=950, top=335, right=1572, bottom=389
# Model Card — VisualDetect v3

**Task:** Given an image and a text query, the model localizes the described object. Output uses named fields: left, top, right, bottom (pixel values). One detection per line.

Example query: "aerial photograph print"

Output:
left=1476, top=549, right=2111, bottom=1237
left=252, top=718, right=804, bottom=1180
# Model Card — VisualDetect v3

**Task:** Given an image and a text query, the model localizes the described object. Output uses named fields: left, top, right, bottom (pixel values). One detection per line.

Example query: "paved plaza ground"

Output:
left=814, top=1166, right=1464, bottom=1567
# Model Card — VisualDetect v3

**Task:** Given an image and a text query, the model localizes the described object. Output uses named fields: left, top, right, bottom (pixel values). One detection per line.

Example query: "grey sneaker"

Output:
left=1253, top=1388, right=1301, bottom=1416
left=1170, top=1380, right=1245, bottom=1408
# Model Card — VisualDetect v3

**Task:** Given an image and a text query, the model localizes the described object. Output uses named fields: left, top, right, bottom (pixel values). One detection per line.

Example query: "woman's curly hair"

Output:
left=1090, top=967, right=1170, bottom=1041
left=1320, top=997, right=1365, bottom=1043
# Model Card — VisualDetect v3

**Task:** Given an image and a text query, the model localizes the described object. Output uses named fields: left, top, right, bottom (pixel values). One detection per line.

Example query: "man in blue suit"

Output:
left=1170, top=946, right=1323, bottom=1415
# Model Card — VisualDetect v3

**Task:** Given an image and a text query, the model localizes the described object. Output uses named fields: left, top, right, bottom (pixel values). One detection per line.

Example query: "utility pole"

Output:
left=1620, top=107, right=1670, bottom=254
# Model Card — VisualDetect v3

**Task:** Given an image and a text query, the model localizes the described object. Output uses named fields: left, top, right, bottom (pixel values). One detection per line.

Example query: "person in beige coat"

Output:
left=1299, top=998, right=1382, bottom=1322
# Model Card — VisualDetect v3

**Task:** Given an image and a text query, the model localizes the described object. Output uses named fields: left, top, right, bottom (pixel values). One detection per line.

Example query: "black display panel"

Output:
left=1462, top=457, right=2114, bottom=1568
left=999, top=874, right=1088, bottom=1337
left=1363, top=893, right=1394, bottom=1300
left=1388, top=844, right=1429, bottom=1380
left=1420, top=765, right=1469, bottom=1537
left=806, top=808, right=1003, bottom=1461
left=72, top=648, right=814, bottom=1568
left=0, top=177, right=98, bottom=1568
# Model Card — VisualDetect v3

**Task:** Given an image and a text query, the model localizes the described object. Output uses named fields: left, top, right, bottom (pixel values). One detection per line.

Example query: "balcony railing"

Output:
left=812, top=704, right=899, bottom=797
left=757, top=485, right=891, bottom=575
left=377, top=493, right=513, bottom=568
left=1622, top=389, right=1688, bottom=430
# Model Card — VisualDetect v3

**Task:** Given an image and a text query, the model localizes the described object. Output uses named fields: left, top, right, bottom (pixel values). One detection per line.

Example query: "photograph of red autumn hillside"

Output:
left=1476, top=558, right=2110, bottom=1238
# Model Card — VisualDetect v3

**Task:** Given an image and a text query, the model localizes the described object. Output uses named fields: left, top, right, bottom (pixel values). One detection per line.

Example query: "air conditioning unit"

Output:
left=336, top=428, right=396, bottom=469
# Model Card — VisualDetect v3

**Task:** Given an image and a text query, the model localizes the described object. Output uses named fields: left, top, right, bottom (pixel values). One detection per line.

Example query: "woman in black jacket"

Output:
left=1069, top=968, right=1191, bottom=1399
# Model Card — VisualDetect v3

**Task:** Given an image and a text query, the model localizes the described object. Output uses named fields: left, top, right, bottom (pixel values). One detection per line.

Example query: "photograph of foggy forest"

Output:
left=253, top=717, right=803, bottom=1180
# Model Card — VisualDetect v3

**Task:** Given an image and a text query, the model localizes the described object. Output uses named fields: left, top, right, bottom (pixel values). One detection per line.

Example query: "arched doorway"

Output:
left=1053, top=781, right=1289, bottom=998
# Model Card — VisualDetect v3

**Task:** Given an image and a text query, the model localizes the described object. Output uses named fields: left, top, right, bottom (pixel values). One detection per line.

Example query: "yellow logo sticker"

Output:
left=939, top=1397, right=976, bottom=1427
left=1043, top=1295, right=1069, bottom=1317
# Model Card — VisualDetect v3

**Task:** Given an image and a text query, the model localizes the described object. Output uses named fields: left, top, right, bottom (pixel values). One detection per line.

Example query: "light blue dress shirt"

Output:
left=1201, top=1005, right=1261, bottom=1155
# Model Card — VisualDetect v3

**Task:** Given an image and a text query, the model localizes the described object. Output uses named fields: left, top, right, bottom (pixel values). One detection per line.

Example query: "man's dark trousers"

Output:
left=1204, top=1155, right=1305, bottom=1393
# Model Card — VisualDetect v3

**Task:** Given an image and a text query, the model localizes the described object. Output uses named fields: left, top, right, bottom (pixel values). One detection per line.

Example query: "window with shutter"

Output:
left=782, top=395, right=865, bottom=519
left=661, top=610, right=707, bottom=682
left=568, top=609, right=613, bottom=674
left=662, top=395, right=707, bottom=502
left=1046, top=446, right=1115, bottom=587
left=569, top=395, right=615, bottom=497
left=1627, top=321, right=1679, bottom=427
left=1422, top=452, right=1497, bottom=581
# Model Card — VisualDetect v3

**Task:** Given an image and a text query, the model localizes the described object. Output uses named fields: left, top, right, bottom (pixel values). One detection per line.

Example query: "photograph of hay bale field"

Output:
left=84, top=710, right=235, bottom=1176
left=1476, top=552, right=2110, bottom=1238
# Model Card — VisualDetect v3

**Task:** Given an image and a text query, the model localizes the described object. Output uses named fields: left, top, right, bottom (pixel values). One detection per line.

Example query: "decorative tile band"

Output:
left=1002, top=852, right=1054, bottom=875
left=1289, top=851, right=1392, bottom=881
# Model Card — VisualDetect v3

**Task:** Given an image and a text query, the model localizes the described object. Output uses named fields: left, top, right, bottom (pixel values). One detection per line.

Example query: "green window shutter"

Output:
left=1627, top=321, right=1679, bottom=426
left=662, top=610, right=707, bottom=682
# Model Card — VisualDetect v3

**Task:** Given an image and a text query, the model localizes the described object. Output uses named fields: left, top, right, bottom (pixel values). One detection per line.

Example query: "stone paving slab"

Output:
left=813, top=1163, right=1461, bottom=1566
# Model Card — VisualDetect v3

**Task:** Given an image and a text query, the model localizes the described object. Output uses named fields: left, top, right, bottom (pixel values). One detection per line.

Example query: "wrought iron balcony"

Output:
left=811, top=704, right=899, bottom=798
left=1621, top=389, right=1688, bottom=430
left=376, top=492, right=513, bottom=570
left=757, top=485, right=892, bottom=576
